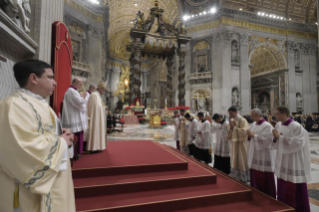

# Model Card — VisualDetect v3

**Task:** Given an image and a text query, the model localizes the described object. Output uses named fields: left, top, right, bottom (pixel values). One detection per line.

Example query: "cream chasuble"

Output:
left=0, top=91, right=75, bottom=212
left=227, top=115, right=250, bottom=181
left=86, top=91, right=107, bottom=151
left=180, top=117, right=188, bottom=149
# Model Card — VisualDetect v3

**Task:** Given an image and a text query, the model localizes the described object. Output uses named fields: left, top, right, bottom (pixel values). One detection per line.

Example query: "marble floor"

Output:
left=109, top=124, right=319, bottom=212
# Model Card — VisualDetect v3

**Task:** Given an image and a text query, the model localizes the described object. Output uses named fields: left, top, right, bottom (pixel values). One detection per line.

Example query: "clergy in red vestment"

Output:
left=271, top=106, right=311, bottom=212
left=247, top=108, right=276, bottom=198
left=62, top=77, right=88, bottom=159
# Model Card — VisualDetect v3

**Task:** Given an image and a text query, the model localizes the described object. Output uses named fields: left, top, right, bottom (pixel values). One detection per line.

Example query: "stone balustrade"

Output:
left=188, top=72, right=212, bottom=84
left=72, top=61, right=91, bottom=78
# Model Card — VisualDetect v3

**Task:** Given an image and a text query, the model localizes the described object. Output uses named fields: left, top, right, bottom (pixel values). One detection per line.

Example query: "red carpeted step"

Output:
left=75, top=179, right=252, bottom=212
left=164, top=145, right=295, bottom=212
left=72, top=140, right=187, bottom=178
left=74, top=150, right=216, bottom=197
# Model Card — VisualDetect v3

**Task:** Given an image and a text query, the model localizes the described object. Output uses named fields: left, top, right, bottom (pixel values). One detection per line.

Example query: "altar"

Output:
left=146, top=109, right=173, bottom=128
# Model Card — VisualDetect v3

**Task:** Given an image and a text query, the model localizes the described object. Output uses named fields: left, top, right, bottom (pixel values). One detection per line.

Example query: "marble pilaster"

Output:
left=239, top=33, right=250, bottom=115
left=286, top=40, right=296, bottom=112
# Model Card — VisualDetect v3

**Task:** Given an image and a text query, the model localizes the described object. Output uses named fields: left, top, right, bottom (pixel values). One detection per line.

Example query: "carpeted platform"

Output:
left=72, top=140, right=187, bottom=178
left=73, top=140, right=295, bottom=212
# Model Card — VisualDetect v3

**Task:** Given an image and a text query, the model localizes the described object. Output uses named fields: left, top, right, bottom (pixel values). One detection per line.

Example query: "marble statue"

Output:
left=197, top=94, right=206, bottom=111
left=5, top=0, right=31, bottom=33
left=296, top=94, right=303, bottom=108
left=231, top=41, right=239, bottom=62
left=232, top=89, right=239, bottom=106
left=294, top=51, right=300, bottom=68
left=132, top=11, right=144, bottom=29
left=260, top=96, right=269, bottom=106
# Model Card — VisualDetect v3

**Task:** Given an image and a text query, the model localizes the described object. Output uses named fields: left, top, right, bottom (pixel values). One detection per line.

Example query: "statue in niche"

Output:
left=294, top=50, right=300, bottom=68
left=4, top=0, right=31, bottom=33
left=196, top=93, right=206, bottom=111
left=296, top=93, right=303, bottom=109
left=231, top=40, right=239, bottom=63
left=232, top=88, right=239, bottom=106
left=197, top=55, right=207, bottom=72
left=72, top=40, right=80, bottom=61
left=260, top=96, right=269, bottom=106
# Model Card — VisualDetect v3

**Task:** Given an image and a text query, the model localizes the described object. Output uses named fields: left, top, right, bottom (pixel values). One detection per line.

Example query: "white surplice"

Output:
left=62, top=87, right=88, bottom=133
left=174, top=116, right=180, bottom=141
left=187, top=118, right=198, bottom=145
left=248, top=120, right=275, bottom=172
left=211, top=119, right=230, bottom=157
left=270, top=120, right=311, bottom=183
left=194, top=120, right=212, bottom=150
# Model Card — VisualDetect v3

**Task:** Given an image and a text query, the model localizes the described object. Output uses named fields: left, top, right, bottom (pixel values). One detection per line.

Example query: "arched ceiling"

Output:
left=107, top=0, right=181, bottom=61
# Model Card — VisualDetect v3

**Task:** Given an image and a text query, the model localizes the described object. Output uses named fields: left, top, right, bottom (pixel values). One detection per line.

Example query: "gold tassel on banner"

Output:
left=13, top=183, right=20, bottom=208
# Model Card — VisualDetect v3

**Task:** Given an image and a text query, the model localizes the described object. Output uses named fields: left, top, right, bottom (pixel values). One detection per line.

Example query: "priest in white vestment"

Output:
left=185, top=113, right=198, bottom=156
left=179, top=109, right=188, bottom=152
left=271, top=106, right=311, bottom=212
left=62, top=78, right=88, bottom=159
left=247, top=108, right=276, bottom=198
left=173, top=110, right=181, bottom=150
left=0, top=59, right=75, bottom=212
left=193, top=112, right=212, bottom=164
left=227, top=106, right=250, bottom=182
left=212, top=113, right=231, bottom=174
left=86, top=81, right=107, bottom=151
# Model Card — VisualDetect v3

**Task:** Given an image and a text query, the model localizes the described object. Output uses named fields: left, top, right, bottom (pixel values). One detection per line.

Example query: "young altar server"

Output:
left=227, top=106, right=250, bottom=182
left=185, top=113, right=198, bottom=156
left=212, top=113, right=231, bottom=174
left=86, top=81, right=107, bottom=151
left=247, top=108, right=276, bottom=198
left=193, top=112, right=212, bottom=164
left=173, top=110, right=181, bottom=150
left=62, top=77, right=88, bottom=159
left=0, top=59, right=76, bottom=212
left=271, top=106, right=311, bottom=212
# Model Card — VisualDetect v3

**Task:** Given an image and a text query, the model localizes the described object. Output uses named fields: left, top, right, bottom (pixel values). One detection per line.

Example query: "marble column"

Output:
left=129, top=41, right=143, bottom=105
left=300, top=43, right=311, bottom=113
left=30, top=0, right=64, bottom=62
left=270, top=87, right=275, bottom=115
left=166, top=57, right=174, bottom=107
left=309, top=44, right=318, bottom=112
left=286, top=41, right=296, bottom=112
left=212, top=30, right=233, bottom=115
left=239, top=33, right=250, bottom=115
left=177, top=49, right=187, bottom=106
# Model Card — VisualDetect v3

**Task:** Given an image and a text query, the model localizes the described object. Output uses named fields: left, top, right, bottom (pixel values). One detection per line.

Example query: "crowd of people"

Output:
left=173, top=106, right=311, bottom=212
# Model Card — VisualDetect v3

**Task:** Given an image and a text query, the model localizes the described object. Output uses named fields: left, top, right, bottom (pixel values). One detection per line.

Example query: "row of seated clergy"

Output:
left=62, top=79, right=107, bottom=163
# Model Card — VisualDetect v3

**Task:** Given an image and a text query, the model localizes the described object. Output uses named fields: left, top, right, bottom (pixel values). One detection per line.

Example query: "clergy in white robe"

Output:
left=179, top=109, right=188, bottom=153
left=193, top=112, right=212, bottom=164
left=84, top=83, right=97, bottom=107
left=0, top=59, right=75, bottom=212
left=212, top=113, right=231, bottom=174
left=247, top=108, right=276, bottom=198
left=86, top=81, right=107, bottom=151
left=185, top=113, right=198, bottom=156
left=271, top=106, right=311, bottom=212
left=173, top=110, right=181, bottom=150
left=227, top=106, right=250, bottom=182
left=62, top=78, right=88, bottom=159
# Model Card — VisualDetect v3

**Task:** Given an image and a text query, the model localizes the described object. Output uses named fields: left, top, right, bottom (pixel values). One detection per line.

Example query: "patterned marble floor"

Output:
left=109, top=124, right=319, bottom=211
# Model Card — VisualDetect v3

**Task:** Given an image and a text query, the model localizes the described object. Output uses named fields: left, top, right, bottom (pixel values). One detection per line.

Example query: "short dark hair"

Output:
left=184, top=113, right=191, bottom=118
left=13, top=59, right=53, bottom=88
left=197, top=112, right=204, bottom=117
left=228, top=106, right=237, bottom=112
left=180, top=109, right=185, bottom=112
left=174, top=110, right=178, bottom=114
left=212, top=113, right=221, bottom=120
left=276, top=106, right=290, bottom=117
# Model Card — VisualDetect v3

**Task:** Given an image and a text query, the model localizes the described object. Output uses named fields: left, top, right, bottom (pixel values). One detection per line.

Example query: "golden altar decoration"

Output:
left=149, top=111, right=162, bottom=128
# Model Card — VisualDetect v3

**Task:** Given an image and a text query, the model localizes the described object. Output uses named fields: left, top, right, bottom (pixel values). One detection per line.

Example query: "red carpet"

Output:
left=72, top=140, right=295, bottom=212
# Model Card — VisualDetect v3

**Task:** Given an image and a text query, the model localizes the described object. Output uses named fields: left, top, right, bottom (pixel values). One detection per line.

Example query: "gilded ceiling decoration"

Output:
left=250, top=44, right=286, bottom=76
left=221, top=0, right=317, bottom=23
left=193, top=40, right=210, bottom=50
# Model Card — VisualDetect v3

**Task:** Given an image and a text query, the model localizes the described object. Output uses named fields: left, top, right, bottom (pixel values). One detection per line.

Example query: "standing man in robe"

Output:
left=179, top=109, right=188, bottom=152
left=227, top=106, right=250, bottom=182
left=212, top=113, right=231, bottom=174
left=62, top=77, right=88, bottom=160
left=0, top=59, right=75, bottom=212
left=85, top=83, right=97, bottom=105
left=193, top=112, right=212, bottom=164
left=271, top=106, right=311, bottom=212
left=247, top=108, right=276, bottom=198
left=185, top=113, right=198, bottom=156
left=173, top=110, right=181, bottom=150
left=87, top=81, right=107, bottom=151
